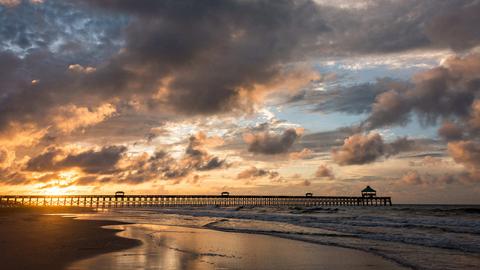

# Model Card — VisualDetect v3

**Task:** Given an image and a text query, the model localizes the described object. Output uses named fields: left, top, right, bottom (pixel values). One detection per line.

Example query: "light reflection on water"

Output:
left=68, top=224, right=406, bottom=270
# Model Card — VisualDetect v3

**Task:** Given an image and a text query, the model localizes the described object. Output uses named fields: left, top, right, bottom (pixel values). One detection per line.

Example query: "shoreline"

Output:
left=69, top=223, right=409, bottom=270
left=0, top=207, right=409, bottom=270
left=201, top=221, right=416, bottom=270
left=0, top=207, right=141, bottom=270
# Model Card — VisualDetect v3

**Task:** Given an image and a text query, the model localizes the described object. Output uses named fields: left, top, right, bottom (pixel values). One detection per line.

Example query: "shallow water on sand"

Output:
left=68, top=223, right=407, bottom=270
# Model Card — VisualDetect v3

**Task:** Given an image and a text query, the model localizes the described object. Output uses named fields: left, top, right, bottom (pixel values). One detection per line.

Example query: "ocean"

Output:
left=75, top=205, right=480, bottom=270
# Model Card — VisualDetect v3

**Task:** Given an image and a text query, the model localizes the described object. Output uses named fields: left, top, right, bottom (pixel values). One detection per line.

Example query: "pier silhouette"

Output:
left=0, top=188, right=392, bottom=208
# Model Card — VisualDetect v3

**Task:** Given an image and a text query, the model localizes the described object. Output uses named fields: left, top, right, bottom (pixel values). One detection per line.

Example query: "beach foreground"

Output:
left=0, top=208, right=140, bottom=270
left=69, top=223, right=407, bottom=270
left=0, top=208, right=408, bottom=270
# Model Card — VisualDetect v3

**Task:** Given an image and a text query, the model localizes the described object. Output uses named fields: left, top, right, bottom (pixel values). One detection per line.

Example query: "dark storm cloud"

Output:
left=438, top=121, right=464, bottom=141
left=80, top=0, right=328, bottom=115
left=59, top=145, right=127, bottom=174
left=364, top=89, right=413, bottom=129
left=3, top=0, right=480, bottom=191
left=317, top=0, right=432, bottom=54
left=26, top=145, right=126, bottom=174
left=331, top=132, right=414, bottom=165
left=183, top=133, right=227, bottom=172
left=363, top=53, right=480, bottom=130
left=318, top=0, right=480, bottom=54
left=25, top=147, right=62, bottom=172
left=425, top=1, right=480, bottom=51
left=245, top=128, right=301, bottom=155
left=2, top=0, right=480, bottom=135
left=0, top=0, right=330, bottom=134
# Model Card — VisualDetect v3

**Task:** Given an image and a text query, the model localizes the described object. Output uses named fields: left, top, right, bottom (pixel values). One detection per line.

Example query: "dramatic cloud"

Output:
left=364, top=53, right=480, bottom=129
left=183, top=133, right=227, bottom=172
left=2, top=0, right=480, bottom=198
left=237, top=166, right=279, bottom=180
left=364, top=87, right=412, bottom=129
left=76, top=0, right=327, bottom=115
left=26, top=146, right=126, bottom=174
left=112, top=133, right=226, bottom=184
left=425, top=1, right=480, bottom=51
left=4, top=0, right=479, bottom=137
left=438, top=121, right=464, bottom=141
left=326, top=0, right=480, bottom=54
left=59, top=145, right=127, bottom=174
left=244, top=128, right=302, bottom=155
left=331, top=132, right=414, bottom=165
left=25, top=147, right=63, bottom=172
left=18, top=131, right=229, bottom=186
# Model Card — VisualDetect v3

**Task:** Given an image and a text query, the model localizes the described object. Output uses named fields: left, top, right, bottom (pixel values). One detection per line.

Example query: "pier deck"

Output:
left=0, top=194, right=392, bottom=207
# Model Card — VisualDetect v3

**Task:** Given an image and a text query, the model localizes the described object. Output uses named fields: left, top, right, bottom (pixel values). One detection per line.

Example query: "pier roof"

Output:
left=362, top=186, right=376, bottom=193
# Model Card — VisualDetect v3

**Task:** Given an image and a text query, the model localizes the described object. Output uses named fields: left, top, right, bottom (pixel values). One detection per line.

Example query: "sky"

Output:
left=1, top=0, right=480, bottom=204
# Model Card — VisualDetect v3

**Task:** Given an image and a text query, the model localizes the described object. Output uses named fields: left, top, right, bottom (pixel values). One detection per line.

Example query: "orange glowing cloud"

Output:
left=52, top=103, right=116, bottom=133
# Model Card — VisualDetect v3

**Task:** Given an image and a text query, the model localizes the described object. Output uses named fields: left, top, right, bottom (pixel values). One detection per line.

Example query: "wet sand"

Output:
left=69, top=223, right=408, bottom=270
left=0, top=208, right=409, bottom=270
left=0, top=207, right=140, bottom=270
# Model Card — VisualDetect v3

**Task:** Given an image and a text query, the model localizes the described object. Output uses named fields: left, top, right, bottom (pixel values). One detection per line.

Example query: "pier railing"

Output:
left=0, top=195, right=392, bottom=208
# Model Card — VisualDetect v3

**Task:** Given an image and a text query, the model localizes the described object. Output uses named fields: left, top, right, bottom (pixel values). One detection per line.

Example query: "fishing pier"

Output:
left=0, top=192, right=392, bottom=208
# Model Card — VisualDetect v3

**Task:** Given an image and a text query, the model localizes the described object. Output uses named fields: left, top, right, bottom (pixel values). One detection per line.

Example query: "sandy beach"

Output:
left=69, top=223, right=408, bottom=270
left=0, top=208, right=409, bottom=270
left=0, top=208, right=140, bottom=270
left=68, top=224, right=405, bottom=270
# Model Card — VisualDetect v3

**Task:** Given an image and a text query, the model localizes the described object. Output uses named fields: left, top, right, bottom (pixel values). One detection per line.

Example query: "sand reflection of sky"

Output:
left=68, top=223, right=407, bottom=270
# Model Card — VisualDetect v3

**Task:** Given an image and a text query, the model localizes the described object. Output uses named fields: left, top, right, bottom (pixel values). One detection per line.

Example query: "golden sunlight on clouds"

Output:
left=2, top=0, right=480, bottom=206
left=52, top=103, right=116, bottom=133
left=35, top=170, right=80, bottom=195
left=0, top=123, right=47, bottom=148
